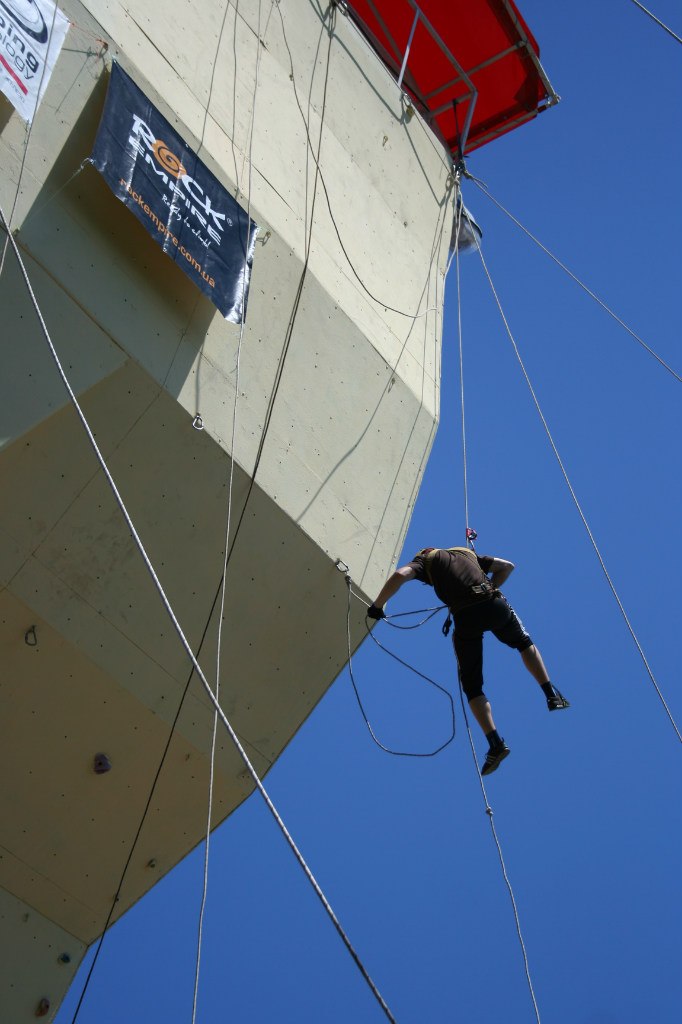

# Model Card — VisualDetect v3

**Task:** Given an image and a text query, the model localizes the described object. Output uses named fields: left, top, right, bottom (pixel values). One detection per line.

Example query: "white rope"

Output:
left=463, top=206, right=682, bottom=745
left=456, top=683, right=543, bottom=1024
left=191, top=1, right=269, bottom=1018
left=469, top=177, right=682, bottom=384
left=629, top=0, right=682, bottom=44
left=453, top=182, right=472, bottom=545
left=275, top=0, right=450, bottom=322
left=0, top=202, right=398, bottom=1024
left=452, top=189, right=542, bottom=1022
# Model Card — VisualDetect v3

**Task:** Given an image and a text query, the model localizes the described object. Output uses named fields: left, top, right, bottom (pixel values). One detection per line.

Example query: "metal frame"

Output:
left=402, top=0, right=479, bottom=154
left=499, top=0, right=560, bottom=108
left=343, top=0, right=560, bottom=157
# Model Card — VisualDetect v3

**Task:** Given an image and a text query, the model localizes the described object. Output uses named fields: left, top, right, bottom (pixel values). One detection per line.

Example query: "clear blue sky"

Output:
left=57, top=2, right=681, bottom=1021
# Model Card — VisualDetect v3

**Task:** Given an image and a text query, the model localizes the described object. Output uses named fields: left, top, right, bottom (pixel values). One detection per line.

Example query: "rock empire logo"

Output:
left=128, top=114, right=231, bottom=245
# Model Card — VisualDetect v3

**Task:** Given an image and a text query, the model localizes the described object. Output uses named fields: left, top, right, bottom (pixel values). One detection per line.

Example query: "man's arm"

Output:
left=488, top=557, right=514, bottom=590
left=368, top=565, right=417, bottom=617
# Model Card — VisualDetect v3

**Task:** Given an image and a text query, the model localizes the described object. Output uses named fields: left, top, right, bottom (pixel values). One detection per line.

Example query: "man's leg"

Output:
left=453, top=623, right=510, bottom=776
left=468, top=694, right=497, bottom=735
left=491, top=598, right=570, bottom=711
left=520, top=643, right=570, bottom=710
left=520, top=644, right=550, bottom=685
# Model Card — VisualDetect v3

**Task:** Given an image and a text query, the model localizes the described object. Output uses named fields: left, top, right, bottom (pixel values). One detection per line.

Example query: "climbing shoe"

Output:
left=547, top=689, right=570, bottom=711
left=481, top=742, right=510, bottom=777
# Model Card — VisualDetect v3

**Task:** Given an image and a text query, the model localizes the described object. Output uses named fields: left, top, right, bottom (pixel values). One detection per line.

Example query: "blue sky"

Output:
left=57, top=2, right=681, bottom=1022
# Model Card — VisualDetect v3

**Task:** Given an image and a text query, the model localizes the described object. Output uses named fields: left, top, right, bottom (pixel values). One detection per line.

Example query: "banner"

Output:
left=90, top=62, right=258, bottom=323
left=0, top=0, right=69, bottom=123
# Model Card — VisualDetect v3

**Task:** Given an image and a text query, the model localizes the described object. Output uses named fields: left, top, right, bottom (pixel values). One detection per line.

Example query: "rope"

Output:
left=0, top=0, right=61, bottom=279
left=453, top=187, right=541, bottom=1023
left=462, top=206, right=682, bottom=745
left=384, top=606, right=445, bottom=630
left=453, top=180, right=475, bottom=549
left=385, top=606, right=446, bottom=619
left=70, top=14, right=341, bottom=1009
left=629, top=0, right=682, bottom=44
left=344, top=577, right=455, bottom=757
left=275, top=0, right=452, bottom=321
left=456, top=681, right=543, bottom=1024
left=468, top=177, right=682, bottom=384
left=192, top=2, right=269, bottom=1018
left=1, top=203, right=399, bottom=1024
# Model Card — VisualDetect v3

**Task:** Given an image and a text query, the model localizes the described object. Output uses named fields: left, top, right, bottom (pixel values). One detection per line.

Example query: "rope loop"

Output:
left=344, top=577, right=456, bottom=757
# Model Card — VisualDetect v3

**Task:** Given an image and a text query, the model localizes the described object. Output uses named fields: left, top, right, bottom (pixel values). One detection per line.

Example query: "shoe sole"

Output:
left=481, top=747, right=510, bottom=776
left=548, top=702, right=570, bottom=711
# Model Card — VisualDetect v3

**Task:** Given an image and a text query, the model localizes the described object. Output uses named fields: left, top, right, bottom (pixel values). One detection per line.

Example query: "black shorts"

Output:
left=452, top=595, right=533, bottom=700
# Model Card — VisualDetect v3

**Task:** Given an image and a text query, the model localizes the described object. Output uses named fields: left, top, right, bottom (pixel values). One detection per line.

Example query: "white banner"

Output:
left=0, top=0, right=69, bottom=123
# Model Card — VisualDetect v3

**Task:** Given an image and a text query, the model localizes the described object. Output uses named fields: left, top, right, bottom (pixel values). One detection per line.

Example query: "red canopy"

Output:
left=344, top=0, right=558, bottom=156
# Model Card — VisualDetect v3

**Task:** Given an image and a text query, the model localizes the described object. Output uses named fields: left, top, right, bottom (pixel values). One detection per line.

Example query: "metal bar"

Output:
left=423, top=42, right=523, bottom=102
left=467, top=110, right=535, bottom=151
left=403, top=0, right=479, bottom=152
left=431, top=93, right=472, bottom=120
left=397, top=8, right=420, bottom=89
left=459, top=89, right=478, bottom=156
left=363, top=0, right=405, bottom=66
left=499, top=0, right=560, bottom=106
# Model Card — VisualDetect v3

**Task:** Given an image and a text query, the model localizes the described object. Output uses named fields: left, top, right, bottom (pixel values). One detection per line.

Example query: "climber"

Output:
left=367, top=546, right=569, bottom=776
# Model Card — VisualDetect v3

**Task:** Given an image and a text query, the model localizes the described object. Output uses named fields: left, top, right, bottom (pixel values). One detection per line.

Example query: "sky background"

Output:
left=55, top=2, right=682, bottom=1022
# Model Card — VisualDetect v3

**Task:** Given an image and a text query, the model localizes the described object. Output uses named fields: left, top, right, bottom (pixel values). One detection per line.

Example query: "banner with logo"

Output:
left=0, top=0, right=69, bottom=123
left=90, top=62, right=258, bottom=323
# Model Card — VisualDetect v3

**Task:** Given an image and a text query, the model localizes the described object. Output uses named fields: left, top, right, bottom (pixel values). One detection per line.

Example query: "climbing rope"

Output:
left=384, top=606, right=445, bottom=630
left=192, top=2, right=271, bottom=1019
left=461, top=205, right=682, bottom=745
left=467, top=176, right=682, bottom=384
left=1, top=204, right=399, bottom=1024
left=453, top=178, right=476, bottom=549
left=456, top=681, right=543, bottom=1024
left=453, top=185, right=543, bottom=1020
left=629, top=0, right=682, bottom=44
left=341, top=569, right=455, bottom=757
left=275, top=0, right=453, bottom=322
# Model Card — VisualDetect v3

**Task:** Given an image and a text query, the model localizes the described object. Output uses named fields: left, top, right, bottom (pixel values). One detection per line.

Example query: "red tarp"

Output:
left=344, top=0, right=556, bottom=156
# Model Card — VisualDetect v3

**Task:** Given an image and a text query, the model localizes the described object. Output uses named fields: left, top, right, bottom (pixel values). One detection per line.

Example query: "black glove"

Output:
left=366, top=604, right=386, bottom=620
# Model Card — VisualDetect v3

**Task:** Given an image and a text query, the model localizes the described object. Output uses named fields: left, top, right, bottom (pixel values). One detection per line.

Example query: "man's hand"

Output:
left=366, top=604, right=386, bottom=620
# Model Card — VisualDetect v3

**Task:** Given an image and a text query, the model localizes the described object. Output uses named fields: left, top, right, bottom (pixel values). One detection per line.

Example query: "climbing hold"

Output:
left=25, top=625, right=37, bottom=647
left=58, top=953, right=71, bottom=965
left=93, top=753, right=112, bottom=775
left=36, top=998, right=50, bottom=1017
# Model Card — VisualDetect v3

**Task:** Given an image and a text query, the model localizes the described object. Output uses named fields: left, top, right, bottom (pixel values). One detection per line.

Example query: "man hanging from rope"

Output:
left=367, top=546, right=569, bottom=776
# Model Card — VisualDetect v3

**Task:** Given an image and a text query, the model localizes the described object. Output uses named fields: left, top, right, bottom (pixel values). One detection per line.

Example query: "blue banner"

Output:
left=90, top=62, right=258, bottom=322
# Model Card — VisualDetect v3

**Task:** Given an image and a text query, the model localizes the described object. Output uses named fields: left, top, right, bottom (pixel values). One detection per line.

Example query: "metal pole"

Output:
left=397, top=8, right=420, bottom=89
